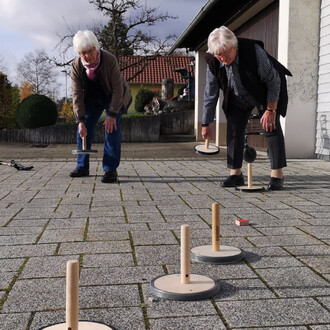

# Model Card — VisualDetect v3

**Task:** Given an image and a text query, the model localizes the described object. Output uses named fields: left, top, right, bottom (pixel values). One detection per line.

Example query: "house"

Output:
left=119, top=55, right=194, bottom=112
left=169, top=0, right=330, bottom=161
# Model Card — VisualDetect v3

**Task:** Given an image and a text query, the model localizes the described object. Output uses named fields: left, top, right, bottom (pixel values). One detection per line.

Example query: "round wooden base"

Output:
left=41, top=321, right=116, bottom=329
left=150, top=273, right=220, bottom=301
left=194, top=144, right=219, bottom=155
left=235, top=185, right=265, bottom=192
left=190, top=245, right=243, bottom=264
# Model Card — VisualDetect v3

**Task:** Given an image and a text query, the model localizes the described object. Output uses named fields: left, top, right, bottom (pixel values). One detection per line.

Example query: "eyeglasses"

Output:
left=215, top=48, right=233, bottom=58
left=79, top=47, right=95, bottom=57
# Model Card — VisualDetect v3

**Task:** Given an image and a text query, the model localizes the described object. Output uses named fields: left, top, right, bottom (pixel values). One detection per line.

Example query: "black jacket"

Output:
left=205, top=38, right=292, bottom=117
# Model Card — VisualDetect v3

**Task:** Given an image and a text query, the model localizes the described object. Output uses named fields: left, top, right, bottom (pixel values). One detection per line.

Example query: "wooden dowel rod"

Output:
left=205, top=138, right=209, bottom=150
left=180, top=225, right=190, bottom=284
left=248, top=163, right=253, bottom=188
left=212, top=203, right=220, bottom=252
left=82, top=136, right=87, bottom=151
left=66, top=260, right=79, bottom=330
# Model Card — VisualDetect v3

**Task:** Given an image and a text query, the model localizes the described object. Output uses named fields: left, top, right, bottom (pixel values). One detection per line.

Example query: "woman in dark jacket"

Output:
left=202, top=26, right=291, bottom=190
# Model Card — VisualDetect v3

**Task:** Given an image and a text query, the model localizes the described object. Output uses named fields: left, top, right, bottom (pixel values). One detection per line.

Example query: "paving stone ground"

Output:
left=0, top=142, right=329, bottom=329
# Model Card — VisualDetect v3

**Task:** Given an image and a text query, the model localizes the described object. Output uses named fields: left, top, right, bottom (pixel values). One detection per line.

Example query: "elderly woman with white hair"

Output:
left=202, top=26, right=291, bottom=190
left=70, top=30, right=132, bottom=183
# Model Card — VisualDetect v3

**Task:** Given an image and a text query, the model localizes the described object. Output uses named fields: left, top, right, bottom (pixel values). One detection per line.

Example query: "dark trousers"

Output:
left=225, top=104, right=287, bottom=170
left=76, top=98, right=122, bottom=172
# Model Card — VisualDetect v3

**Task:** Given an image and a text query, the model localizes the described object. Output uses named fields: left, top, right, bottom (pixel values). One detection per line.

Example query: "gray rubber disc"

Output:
left=190, top=245, right=243, bottom=264
left=194, top=144, right=219, bottom=155
left=150, top=273, right=220, bottom=301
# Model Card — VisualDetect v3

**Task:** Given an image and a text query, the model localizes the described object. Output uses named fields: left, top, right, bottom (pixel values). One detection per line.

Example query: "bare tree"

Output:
left=16, top=49, right=58, bottom=96
left=53, top=0, right=177, bottom=81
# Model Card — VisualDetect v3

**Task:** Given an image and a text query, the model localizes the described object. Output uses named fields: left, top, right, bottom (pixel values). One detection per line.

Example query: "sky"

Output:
left=0, top=0, right=207, bottom=97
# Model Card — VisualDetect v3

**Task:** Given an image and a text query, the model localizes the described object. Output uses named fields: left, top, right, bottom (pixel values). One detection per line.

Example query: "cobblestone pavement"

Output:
left=0, top=142, right=329, bottom=329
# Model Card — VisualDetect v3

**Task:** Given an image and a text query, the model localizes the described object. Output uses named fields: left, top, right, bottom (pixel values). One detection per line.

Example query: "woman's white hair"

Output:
left=207, top=26, right=238, bottom=55
left=73, top=30, right=100, bottom=53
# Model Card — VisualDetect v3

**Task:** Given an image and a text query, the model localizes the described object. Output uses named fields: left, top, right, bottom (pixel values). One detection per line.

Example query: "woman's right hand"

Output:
left=78, top=122, right=87, bottom=138
left=202, top=126, right=211, bottom=140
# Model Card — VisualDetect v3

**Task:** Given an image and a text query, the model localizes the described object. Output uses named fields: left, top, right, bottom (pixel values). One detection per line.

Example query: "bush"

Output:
left=16, top=94, right=58, bottom=128
left=59, top=102, right=75, bottom=122
left=135, top=88, right=155, bottom=113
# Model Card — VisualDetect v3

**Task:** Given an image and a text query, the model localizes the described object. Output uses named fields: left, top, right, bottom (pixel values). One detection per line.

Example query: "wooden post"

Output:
left=180, top=225, right=191, bottom=284
left=82, top=136, right=87, bottom=151
left=212, top=203, right=220, bottom=252
left=66, top=260, right=79, bottom=330
left=247, top=163, right=253, bottom=188
left=205, top=138, right=209, bottom=150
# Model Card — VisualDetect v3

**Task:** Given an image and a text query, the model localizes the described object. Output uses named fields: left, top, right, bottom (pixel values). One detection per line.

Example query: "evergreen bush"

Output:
left=16, top=94, right=58, bottom=128
left=135, top=88, right=155, bottom=113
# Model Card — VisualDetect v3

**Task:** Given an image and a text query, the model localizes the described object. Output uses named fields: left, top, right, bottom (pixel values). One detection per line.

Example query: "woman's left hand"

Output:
left=104, top=116, right=117, bottom=134
left=260, top=111, right=276, bottom=132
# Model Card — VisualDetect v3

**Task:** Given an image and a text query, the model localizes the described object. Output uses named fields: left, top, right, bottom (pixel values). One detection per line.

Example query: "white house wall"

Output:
left=278, top=0, right=320, bottom=158
left=316, top=0, right=330, bottom=160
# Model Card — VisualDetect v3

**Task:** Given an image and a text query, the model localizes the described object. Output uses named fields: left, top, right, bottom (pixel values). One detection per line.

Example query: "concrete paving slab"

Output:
left=216, top=298, right=330, bottom=328
left=0, top=143, right=329, bottom=329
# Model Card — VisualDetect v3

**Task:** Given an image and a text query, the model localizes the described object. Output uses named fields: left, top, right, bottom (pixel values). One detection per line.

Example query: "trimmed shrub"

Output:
left=16, top=94, right=58, bottom=128
left=135, top=88, right=155, bottom=113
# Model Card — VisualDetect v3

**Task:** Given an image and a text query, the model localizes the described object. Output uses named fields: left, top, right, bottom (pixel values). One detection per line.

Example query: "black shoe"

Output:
left=70, top=168, right=89, bottom=177
left=267, top=177, right=284, bottom=190
left=101, top=170, right=118, bottom=183
left=221, top=173, right=244, bottom=187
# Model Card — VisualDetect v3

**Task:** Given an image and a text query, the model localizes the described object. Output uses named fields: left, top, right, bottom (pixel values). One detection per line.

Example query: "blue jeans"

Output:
left=76, top=98, right=122, bottom=172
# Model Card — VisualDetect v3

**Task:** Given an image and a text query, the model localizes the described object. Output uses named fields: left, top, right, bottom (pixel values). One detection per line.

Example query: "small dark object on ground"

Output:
left=0, top=160, right=34, bottom=171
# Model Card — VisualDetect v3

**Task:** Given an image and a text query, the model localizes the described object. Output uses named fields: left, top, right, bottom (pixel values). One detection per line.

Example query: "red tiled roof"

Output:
left=119, top=55, right=194, bottom=84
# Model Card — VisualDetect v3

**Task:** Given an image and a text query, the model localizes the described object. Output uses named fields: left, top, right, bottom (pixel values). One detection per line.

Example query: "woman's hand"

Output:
left=260, top=111, right=276, bottom=132
left=104, top=116, right=117, bottom=134
left=202, top=126, right=211, bottom=140
left=78, top=122, right=87, bottom=138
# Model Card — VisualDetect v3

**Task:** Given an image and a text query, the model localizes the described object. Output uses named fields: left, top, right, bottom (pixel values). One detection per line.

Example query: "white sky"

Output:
left=0, top=0, right=207, bottom=96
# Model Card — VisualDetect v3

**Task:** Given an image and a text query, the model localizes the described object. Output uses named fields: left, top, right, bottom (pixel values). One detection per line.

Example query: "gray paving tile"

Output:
left=38, top=228, right=85, bottom=243
left=0, top=313, right=31, bottom=330
left=149, top=316, right=226, bottom=330
left=0, top=244, right=57, bottom=259
left=80, top=266, right=164, bottom=285
left=80, top=284, right=141, bottom=308
left=257, top=266, right=330, bottom=298
left=217, top=298, right=330, bottom=328
left=20, top=255, right=79, bottom=279
left=131, top=230, right=177, bottom=245
left=58, top=241, right=132, bottom=255
left=284, top=244, right=330, bottom=257
left=83, top=253, right=135, bottom=268
left=2, top=278, right=66, bottom=312
left=135, top=245, right=180, bottom=266
left=0, top=271, right=16, bottom=289
left=213, top=278, right=276, bottom=300
left=247, top=233, right=323, bottom=247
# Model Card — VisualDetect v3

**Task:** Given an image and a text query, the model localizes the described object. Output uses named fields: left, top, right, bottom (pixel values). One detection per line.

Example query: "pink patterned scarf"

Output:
left=81, top=51, right=100, bottom=81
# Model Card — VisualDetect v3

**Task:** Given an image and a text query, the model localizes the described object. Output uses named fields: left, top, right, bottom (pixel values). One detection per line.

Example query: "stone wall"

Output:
left=0, top=110, right=194, bottom=144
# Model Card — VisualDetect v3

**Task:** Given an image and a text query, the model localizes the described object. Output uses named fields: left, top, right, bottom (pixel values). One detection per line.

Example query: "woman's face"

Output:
left=79, top=46, right=98, bottom=64
left=215, top=47, right=237, bottom=65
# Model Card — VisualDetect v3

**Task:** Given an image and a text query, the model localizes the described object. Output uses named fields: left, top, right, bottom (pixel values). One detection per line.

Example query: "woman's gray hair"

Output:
left=73, top=30, right=100, bottom=53
left=207, top=26, right=238, bottom=55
